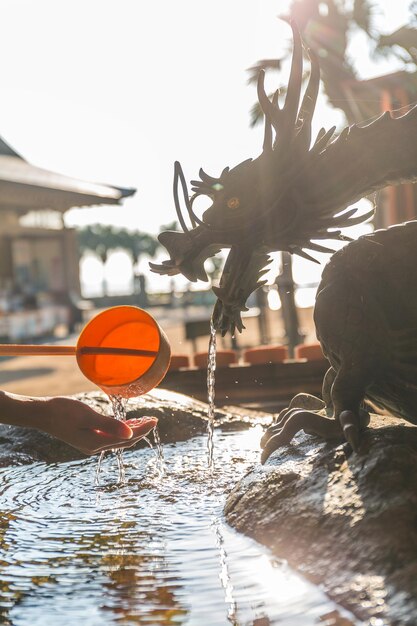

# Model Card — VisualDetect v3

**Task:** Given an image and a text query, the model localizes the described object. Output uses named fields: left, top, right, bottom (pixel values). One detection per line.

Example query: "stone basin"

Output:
left=225, top=413, right=417, bottom=625
left=2, top=387, right=417, bottom=623
left=0, top=389, right=358, bottom=625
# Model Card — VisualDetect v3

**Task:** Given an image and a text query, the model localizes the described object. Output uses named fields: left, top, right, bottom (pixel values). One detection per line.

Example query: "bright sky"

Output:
left=0, top=0, right=413, bottom=296
left=0, top=0, right=413, bottom=234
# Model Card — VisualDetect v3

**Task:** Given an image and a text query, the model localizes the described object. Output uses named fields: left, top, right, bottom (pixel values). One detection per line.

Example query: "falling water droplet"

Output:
left=153, top=425, right=165, bottom=475
left=95, top=450, right=105, bottom=486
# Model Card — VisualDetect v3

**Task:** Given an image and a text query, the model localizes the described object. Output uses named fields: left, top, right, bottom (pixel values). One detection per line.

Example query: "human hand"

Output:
left=35, top=396, right=158, bottom=455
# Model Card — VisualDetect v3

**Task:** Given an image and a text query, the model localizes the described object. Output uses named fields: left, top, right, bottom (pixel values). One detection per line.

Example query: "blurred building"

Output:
left=0, top=137, right=135, bottom=340
left=340, top=70, right=417, bottom=228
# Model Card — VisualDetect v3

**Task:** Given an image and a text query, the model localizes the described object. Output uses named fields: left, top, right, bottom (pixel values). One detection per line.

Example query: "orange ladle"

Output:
left=0, top=306, right=171, bottom=398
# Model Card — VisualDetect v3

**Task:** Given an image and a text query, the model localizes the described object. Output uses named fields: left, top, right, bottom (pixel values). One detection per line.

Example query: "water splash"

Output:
left=207, top=318, right=217, bottom=469
left=110, top=395, right=128, bottom=486
left=142, top=428, right=165, bottom=476
left=153, top=425, right=165, bottom=475
left=95, top=450, right=105, bottom=486
left=95, top=395, right=128, bottom=487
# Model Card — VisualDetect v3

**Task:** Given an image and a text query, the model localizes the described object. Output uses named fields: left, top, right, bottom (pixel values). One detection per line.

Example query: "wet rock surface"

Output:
left=225, top=413, right=417, bottom=625
left=5, top=386, right=417, bottom=623
left=0, top=388, right=271, bottom=466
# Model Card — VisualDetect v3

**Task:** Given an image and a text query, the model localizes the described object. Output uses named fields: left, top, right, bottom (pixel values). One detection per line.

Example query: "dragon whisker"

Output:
left=173, top=161, right=190, bottom=233
left=189, top=195, right=209, bottom=227
left=173, top=161, right=211, bottom=230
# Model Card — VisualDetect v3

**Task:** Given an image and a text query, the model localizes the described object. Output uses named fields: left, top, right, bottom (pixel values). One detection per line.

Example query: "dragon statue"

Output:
left=151, top=22, right=417, bottom=460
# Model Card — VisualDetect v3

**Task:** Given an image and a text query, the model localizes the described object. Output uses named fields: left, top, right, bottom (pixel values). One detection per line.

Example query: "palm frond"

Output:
left=247, top=59, right=282, bottom=85
left=352, top=0, right=376, bottom=35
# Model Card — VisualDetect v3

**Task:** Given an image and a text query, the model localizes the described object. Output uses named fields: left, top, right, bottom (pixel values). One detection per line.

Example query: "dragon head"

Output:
left=150, top=22, right=417, bottom=335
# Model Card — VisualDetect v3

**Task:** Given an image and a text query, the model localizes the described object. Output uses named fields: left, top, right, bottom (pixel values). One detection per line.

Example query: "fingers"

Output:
left=83, top=416, right=158, bottom=455
left=92, top=416, right=157, bottom=438
left=43, top=396, right=159, bottom=456
left=90, top=433, right=151, bottom=454
left=92, top=414, right=133, bottom=439
left=126, top=416, right=158, bottom=436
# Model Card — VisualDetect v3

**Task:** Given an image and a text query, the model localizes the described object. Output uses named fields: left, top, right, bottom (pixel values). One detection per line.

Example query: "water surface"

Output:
left=0, top=427, right=360, bottom=625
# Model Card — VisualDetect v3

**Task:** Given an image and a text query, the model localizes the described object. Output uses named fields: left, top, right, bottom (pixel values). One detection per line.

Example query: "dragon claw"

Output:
left=343, top=424, right=360, bottom=452
left=260, top=424, right=293, bottom=464
left=339, top=410, right=361, bottom=451
left=260, top=403, right=346, bottom=463
left=261, top=440, right=280, bottom=464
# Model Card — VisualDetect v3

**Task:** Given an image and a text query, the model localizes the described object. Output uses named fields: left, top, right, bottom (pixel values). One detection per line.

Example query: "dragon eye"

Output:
left=212, top=183, right=224, bottom=191
left=227, top=197, right=240, bottom=209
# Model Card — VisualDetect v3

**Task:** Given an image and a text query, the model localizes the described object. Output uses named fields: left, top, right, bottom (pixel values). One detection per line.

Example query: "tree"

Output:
left=77, top=224, right=160, bottom=265
left=248, top=0, right=417, bottom=126
left=77, top=225, right=160, bottom=296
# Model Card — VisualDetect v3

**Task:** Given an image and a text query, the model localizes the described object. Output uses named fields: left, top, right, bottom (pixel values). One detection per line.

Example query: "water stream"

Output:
left=0, top=428, right=360, bottom=625
left=96, top=395, right=129, bottom=487
left=206, top=320, right=217, bottom=470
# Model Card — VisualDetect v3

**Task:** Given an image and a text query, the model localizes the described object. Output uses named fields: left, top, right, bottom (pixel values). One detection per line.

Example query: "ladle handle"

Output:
left=0, top=344, right=76, bottom=356
left=0, top=345, right=159, bottom=357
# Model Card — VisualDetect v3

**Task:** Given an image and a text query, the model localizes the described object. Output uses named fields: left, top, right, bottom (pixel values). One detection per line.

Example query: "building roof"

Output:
left=0, top=136, right=136, bottom=214
left=0, top=137, right=23, bottom=158
left=340, top=70, right=417, bottom=124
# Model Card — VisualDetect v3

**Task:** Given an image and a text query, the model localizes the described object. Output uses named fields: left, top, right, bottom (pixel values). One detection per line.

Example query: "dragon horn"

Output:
left=262, top=90, right=279, bottom=152
left=257, top=69, right=282, bottom=135
left=296, top=47, right=320, bottom=150
left=262, top=99, right=273, bottom=152
left=281, top=20, right=303, bottom=137
left=257, top=21, right=304, bottom=147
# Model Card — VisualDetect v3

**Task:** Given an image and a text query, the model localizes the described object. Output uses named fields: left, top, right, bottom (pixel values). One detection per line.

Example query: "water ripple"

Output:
left=0, top=428, right=360, bottom=625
